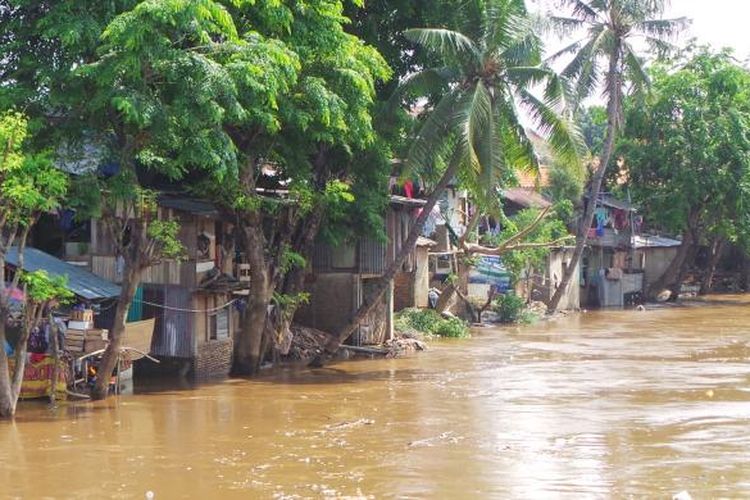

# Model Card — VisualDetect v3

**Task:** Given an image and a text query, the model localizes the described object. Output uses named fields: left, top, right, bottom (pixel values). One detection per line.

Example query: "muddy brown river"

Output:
left=2, top=297, right=750, bottom=498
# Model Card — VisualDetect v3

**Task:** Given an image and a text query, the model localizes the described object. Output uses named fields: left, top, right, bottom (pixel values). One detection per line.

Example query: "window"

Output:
left=210, top=307, right=230, bottom=341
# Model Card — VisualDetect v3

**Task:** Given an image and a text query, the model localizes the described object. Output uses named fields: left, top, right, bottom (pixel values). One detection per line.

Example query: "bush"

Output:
left=494, top=293, right=526, bottom=323
left=394, top=308, right=470, bottom=338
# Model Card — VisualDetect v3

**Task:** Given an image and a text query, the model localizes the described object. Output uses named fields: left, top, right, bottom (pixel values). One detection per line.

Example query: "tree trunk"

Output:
left=0, top=320, right=15, bottom=419
left=669, top=241, right=698, bottom=300
left=91, top=267, right=140, bottom=401
left=49, top=314, right=60, bottom=406
left=646, top=209, right=701, bottom=299
left=232, top=224, right=272, bottom=376
left=435, top=208, right=481, bottom=314
left=699, top=238, right=724, bottom=295
left=315, top=158, right=461, bottom=362
left=548, top=48, right=622, bottom=313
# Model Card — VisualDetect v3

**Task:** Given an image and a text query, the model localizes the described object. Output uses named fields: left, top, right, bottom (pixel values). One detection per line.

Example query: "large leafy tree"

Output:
left=319, top=0, right=581, bottom=357
left=76, top=0, right=249, bottom=398
left=619, top=48, right=750, bottom=296
left=192, top=0, right=391, bottom=376
left=0, top=112, right=68, bottom=418
left=546, top=0, right=687, bottom=311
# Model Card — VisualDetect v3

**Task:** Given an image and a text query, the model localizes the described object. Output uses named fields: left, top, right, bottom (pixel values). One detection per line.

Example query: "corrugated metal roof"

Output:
left=6, top=247, right=121, bottom=300
left=158, top=196, right=219, bottom=217
left=416, top=237, right=436, bottom=247
left=501, top=188, right=552, bottom=209
left=585, top=193, right=636, bottom=211
left=632, top=235, right=682, bottom=249
left=389, top=195, right=427, bottom=207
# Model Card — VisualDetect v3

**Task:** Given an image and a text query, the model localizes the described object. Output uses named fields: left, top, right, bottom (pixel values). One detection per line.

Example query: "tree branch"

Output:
left=465, top=235, right=574, bottom=256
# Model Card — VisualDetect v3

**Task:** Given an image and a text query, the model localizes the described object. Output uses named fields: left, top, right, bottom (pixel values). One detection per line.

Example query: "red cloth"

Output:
left=403, top=180, right=414, bottom=198
left=30, top=352, right=46, bottom=364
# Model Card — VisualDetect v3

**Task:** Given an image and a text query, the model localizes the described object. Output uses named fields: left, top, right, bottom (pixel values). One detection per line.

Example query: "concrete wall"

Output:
left=639, top=247, right=679, bottom=289
left=393, top=247, right=430, bottom=311
left=295, top=273, right=356, bottom=334
left=534, top=248, right=580, bottom=310
left=393, top=270, right=414, bottom=312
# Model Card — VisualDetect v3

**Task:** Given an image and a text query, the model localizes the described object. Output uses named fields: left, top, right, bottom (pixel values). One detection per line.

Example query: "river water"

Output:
left=2, top=297, right=750, bottom=498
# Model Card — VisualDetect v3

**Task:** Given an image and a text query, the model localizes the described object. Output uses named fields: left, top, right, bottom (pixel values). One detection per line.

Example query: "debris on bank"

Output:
left=284, top=324, right=429, bottom=363
left=286, top=326, right=329, bottom=361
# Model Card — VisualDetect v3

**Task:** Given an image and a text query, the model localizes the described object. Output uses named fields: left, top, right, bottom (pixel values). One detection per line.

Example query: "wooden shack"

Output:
left=55, top=196, right=245, bottom=378
left=295, top=196, right=426, bottom=345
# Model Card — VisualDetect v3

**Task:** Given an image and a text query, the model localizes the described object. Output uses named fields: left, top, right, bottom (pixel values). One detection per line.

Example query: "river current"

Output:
left=2, top=297, right=750, bottom=498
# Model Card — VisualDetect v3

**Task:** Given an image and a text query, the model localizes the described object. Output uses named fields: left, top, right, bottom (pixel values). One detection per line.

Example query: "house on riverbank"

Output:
left=294, top=195, right=427, bottom=345
left=31, top=195, right=247, bottom=378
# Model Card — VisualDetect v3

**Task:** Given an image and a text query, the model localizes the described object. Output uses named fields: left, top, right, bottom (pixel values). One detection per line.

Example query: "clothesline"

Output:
left=130, top=298, right=240, bottom=315
left=90, top=297, right=241, bottom=315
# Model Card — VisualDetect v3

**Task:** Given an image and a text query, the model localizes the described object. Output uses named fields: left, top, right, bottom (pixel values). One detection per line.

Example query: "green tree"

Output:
left=77, top=0, right=240, bottom=398
left=546, top=0, right=687, bottom=312
left=196, top=0, right=391, bottom=375
left=320, top=0, right=581, bottom=358
left=619, top=48, right=750, bottom=296
left=0, top=112, right=68, bottom=418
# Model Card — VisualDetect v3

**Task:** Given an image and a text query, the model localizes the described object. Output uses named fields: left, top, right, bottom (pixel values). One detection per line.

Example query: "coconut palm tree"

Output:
left=318, top=0, right=581, bottom=358
left=546, top=0, right=688, bottom=312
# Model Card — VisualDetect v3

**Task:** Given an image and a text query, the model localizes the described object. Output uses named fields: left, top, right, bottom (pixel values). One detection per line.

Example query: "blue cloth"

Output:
left=3, top=339, right=13, bottom=356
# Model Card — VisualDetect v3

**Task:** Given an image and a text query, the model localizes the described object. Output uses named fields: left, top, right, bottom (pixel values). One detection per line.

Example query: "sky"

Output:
left=529, top=0, right=750, bottom=62
left=664, top=0, right=750, bottom=61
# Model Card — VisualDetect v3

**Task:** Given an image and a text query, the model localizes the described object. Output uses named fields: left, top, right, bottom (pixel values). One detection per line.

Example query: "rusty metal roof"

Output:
left=501, top=188, right=552, bottom=209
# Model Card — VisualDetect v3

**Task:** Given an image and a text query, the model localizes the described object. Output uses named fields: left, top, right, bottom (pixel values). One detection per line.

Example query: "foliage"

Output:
left=394, top=308, right=470, bottom=338
left=147, top=220, right=185, bottom=261
left=576, top=105, right=608, bottom=156
left=549, top=0, right=688, bottom=107
left=399, top=0, right=581, bottom=209
left=484, top=208, right=570, bottom=281
left=545, top=160, right=585, bottom=220
left=279, top=246, right=307, bottom=274
left=619, top=47, right=750, bottom=248
left=21, top=271, right=74, bottom=305
left=493, top=293, right=526, bottom=323
left=0, top=111, right=68, bottom=227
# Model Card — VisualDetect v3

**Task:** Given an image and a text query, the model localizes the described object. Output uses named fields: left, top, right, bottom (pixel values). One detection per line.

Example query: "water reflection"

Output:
left=2, top=297, right=750, bottom=497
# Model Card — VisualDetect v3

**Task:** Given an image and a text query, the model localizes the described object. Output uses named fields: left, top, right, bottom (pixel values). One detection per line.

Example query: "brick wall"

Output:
left=193, top=338, right=233, bottom=379
left=393, top=271, right=414, bottom=312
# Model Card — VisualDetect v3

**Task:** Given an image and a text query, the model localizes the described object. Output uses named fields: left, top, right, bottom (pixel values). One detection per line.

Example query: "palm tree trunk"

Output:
left=548, top=49, right=621, bottom=313
left=313, top=159, right=460, bottom=363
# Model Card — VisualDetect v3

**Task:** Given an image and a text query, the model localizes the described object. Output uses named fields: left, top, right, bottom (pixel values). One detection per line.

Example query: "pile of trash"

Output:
left=285, top=325, right=329, bottom=361
left=384, top=336, right=428, bottom=358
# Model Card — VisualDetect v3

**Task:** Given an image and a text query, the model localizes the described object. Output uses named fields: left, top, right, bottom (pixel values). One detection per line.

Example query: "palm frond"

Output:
left=549, top=16, right=587, bottom=37
left=453, top=81, right=493, bottom=174
left=545, top=37, right=586, bottom=64
left=407, top=90, right=461, bottom=172
left=636, top=17, right=691, bottom=38
left=569, top=0, right=600, bottom=22
left=560, top=28, right=605, bottom=106
left=643, top=35, right=680, bottom=59
left=389, top=66, right=458, bottom=109
left=404, top=28, right=481, bottom=68
left=623, top=42, right=650, bottom=95
left=519, top=89, right=583, bottom=167
left=496, top=90, right=539, bottom=174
